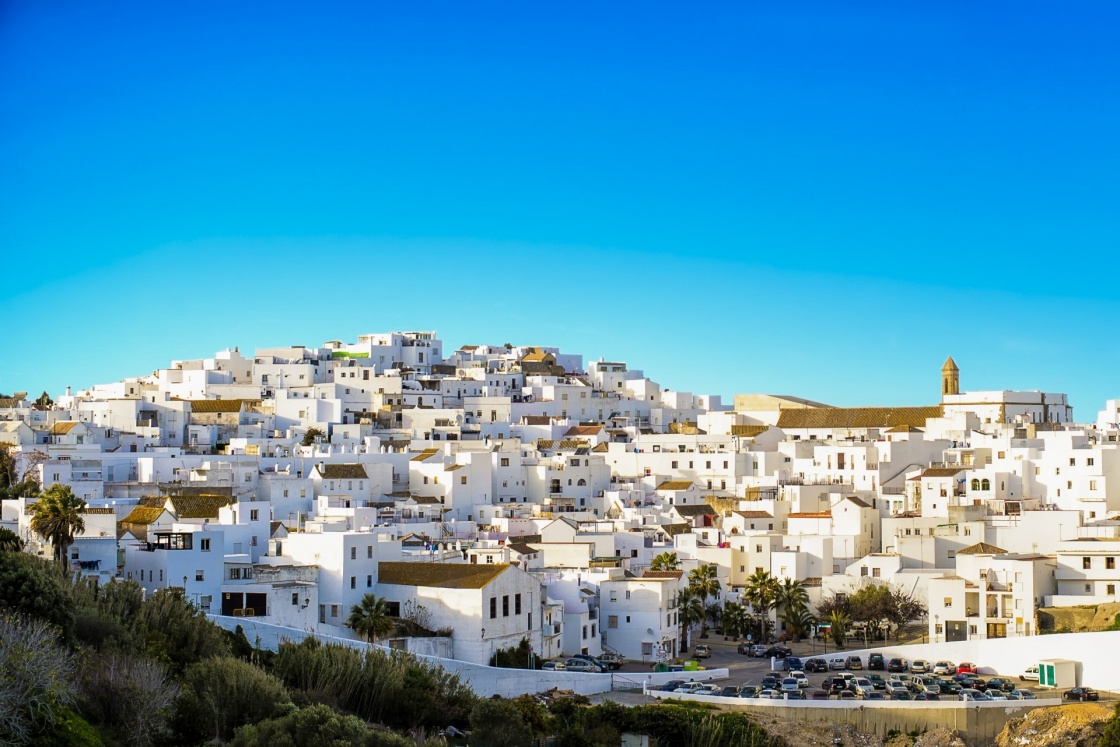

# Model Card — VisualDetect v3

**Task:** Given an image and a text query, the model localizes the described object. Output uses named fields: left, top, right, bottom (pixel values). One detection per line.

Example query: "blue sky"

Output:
left=1, top=2, right=1117, bottom=416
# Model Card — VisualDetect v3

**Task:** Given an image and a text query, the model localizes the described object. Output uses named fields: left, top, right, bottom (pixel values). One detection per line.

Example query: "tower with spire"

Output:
left=941, top=356, right=959, bottom=398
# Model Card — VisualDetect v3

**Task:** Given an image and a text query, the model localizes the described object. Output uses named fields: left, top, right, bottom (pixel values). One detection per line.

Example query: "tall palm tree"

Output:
left=774, top=578, right=810, bottom=636
left=688, top=564, right=722, bottom=638
left=677, top=587, right=704, bottom=654
left=650, top=552, right=680, bottom=571
left=785, top=608, right=817, bottom=642
left=743, top=569, right=779, bottom=643
left=29, top=483, right=86, bottom=563
left=721, top=602, right=746, bottom=640
left=347, top=594, right=396, bottom=644
left=828, top=610, right=851, bottom=648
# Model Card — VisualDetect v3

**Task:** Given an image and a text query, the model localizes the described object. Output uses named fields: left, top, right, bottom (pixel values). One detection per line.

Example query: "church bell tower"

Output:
left=941, top=356, right=959, bottom=399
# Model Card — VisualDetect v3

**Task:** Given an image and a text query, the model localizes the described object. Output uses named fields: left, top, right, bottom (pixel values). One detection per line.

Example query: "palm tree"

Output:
left=828, top=610, right=851, bottom=648
left=688, top=564, right=722, bottom=637
left=677, top=587, right=704, bottom=654
left=347, top=594, right=396, bottom=644
left=0, top=527, right=22, bottom=553
left=785, top=607, right=817, bottom=642
left=650, top=552, right=680, bottom=571
left=774, top=578, right=810, bottom=636
left=743, top=569, right=779, bottom=642
left=721, top=602, right=746, bottom=640
left=29, top=483, right=86, bottom=563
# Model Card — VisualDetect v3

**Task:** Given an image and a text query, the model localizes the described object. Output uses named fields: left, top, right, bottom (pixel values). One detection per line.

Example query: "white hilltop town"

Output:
left=5, top=331, right=1120, bottom=687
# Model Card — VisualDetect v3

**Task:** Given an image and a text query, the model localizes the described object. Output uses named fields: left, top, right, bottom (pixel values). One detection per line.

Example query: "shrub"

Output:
left=470, top=699, right=533, bottom=747
left=173, top=656, right=290, bottom=743
left=0, top=612, right=78, bottom=745
left=0, top=551, right=75, bottom=639
left=138, top=588, right=229, bottom=670
left=79, top=651, right=177, bottom=747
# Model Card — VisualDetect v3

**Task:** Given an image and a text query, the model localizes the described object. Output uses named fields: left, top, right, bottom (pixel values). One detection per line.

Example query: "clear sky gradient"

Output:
left=2, top=2, right=1117, bottom=417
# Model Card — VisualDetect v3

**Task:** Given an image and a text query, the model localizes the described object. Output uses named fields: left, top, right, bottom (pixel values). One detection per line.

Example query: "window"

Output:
left=671, top=461, right=678, bottom=469
left=515, top=594, right=522, bottom=615
left=292, top=593, right=299, bottom=606
left=331, top=605, right=339, bottom=618
left=368, top=546, right=373, bottom=559
left=1070, top=458, right=1076, bottom=466
left=1109, top=584, right=1116, bottom=596
left=200, top=538, right=211, bottom=552
left=1084, top=557, right=1092, bottom=570
left=608, top=615, right=618, bottom=628
left=861, top=566, right=868, bottom=576
left=641, top=642, right=653, bottom=656
left=980, top=479, right=990, bottom=491
left=1090, top=480, right=1098, bottom=491
left=872, top=568, right=881, bottom=578
left=350, top=577, right=356, bottom=589
left=1088, top=457, right=1095, bottom=466
left=367, top=575, right=373, bottom=587
left=500, top=457, right=509, bottom=467
left=943, top=597, right=952, bottom=607
left=461, top=476, right=467, bottom=485
left=490, top=597, right=497, bottom=619
left=1086, top=583, right=1092, bottom=593
left=351, top=547, right=357, bottom=560
left=1108, top=557, right=1116, bottom=570
left=625, top=590, right=631, bottom=600
left=250, top=509, right=259, bottom=521
left=503, top=596, right=510, bottom=616
left=195, top=570, right=204, bottom=581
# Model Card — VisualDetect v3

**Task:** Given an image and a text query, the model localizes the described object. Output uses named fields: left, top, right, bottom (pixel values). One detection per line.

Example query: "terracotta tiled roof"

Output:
left=731, top=425, right=770, bottom=437
left=317, top=464, right=369, bottom=479
left=734, top=510, right=774, bottom=519
left=138, top=496, right=166, bottom=508
left=789, top=511, right=832, bottom=519
left=956, top=542, right=1008, bottom=555
left=564, top=425, right=603, bottom=437
left=802, top=578, right=823, bottom=587
left=885, top=425, right=924, bottom=433
left=83, top=507, right=116, bottom=514
left=376, top=561, right=509, bottom=589
left=642, top=570, right=684, bottom=580
left=186, top=399, right=259, bottom=413
left=592, top=442, right=610, bottom=452
left=410, top=448, right=441, bottom=462
left=121, top=506, right=166, bottom=525
left=673, top=504, right=716, bottom=517
left=536, top=439, right=584, bottom=451
left=776, top=405, right=943, bottom=430
left=921, top=467, right=966, bottom=478
left=845, top=496, right=872, bottom=508
left=168, top=495, right=230, bottom=519
left=660, top=523, right=691, bottom=537
left=50, top=421, right=81, bottom=435
left=522, top=415, right=552, bottom=425
left=655, top=480, right=695, bottom=491
left=508, top=543, right=538, bottom=555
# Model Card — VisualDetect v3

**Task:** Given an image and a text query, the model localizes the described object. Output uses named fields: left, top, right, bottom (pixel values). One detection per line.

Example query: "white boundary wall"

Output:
left=210, top=614, right=729, bottom=698
left=821, top=630, right=1120, bottom=690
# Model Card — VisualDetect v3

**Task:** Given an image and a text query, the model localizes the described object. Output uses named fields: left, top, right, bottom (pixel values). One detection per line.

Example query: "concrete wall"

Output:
left=648, top=690, right=1062, bottom=747
left=825, top=630, right=1120, bottom=690
left=208, top=615, right=718, bottom=698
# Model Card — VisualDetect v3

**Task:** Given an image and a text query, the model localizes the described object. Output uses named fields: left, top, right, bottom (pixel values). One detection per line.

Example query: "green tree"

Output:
left=231, top=703, right=410, bottom=747
left=33, top=391, right=53, bottom=410
left=0, top=527, right=23, bottom=553
left=828, top=610, right=851, bottom=648
left=174, top=656, right=291, bottom=744
left=650, top=552, right=680, bottom=571
left=29, top=484, right=86, bottom=563
left=78, top=652, right=177, bottom=747
left=743, top=569, right=779, bottom=642
left=774, top=578, right=810, bottom=637
left=1101, top=700, right=1120, bottom=747
left=138, top=587, right=229, bottom=671
left=687, top=564, right=722, bottom=638
left=721, top=602, right=746, bottom=639
left=0, top=551, right=75, bottom=639
left=470, top=698, right=532, bottom=747
left=677, top=587, right=704, bottom=653
left=301, top=427, right=325, bottom=447
left=347, top=593, right=397, bottom=644
left=0, top=612, right=77, bottom=746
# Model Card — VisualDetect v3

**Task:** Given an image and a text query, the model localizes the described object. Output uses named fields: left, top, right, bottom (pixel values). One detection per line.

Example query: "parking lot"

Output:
left=610, top=638, right=1106, bottom=703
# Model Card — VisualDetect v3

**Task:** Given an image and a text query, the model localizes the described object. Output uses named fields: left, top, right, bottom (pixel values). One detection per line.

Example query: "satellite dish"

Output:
left=646, top=628, right=655, bottom=636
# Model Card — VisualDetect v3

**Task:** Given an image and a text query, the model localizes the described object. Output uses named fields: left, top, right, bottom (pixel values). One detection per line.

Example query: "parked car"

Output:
left=891, top=689, right=913, bottom=701
left=864, top=691, right=887, bottom=701
left=599, top=653, right=624, bottom=670
left=564, top=658, right=604, bottom=673
left=660, top=679, right=686, bottom=692
left=570, top=654, right=607, bottom=669
left=1008, top=689, right=1036, bottom=700
left=763, top=646, right=792, bottom=659
left=887, top=658, right=909, bottom=673
left=784, top=690, right=807, bottom=700
left=822, top=675, right=847, bottom=695
left=809, top=689, right=830, bottom=701
left=542, top=660, right=566, bottom=670
left=790, top=670, right=810, bottom=689
left=780, top=677, right=800, bottom=693
left=829, top=657, right=848, bottom=670
left=984, top=690, right=1008, bottom=701
left=959, top=689, right=984, bottom=702
left=737, top=642, right=753, bottom=655
left=986, top=677, right=1015, bottom=693
left=750, top=644, right=767, bottom=657
left=738, top=685, right=761, bottom=698
left=694, top=645, right=712, bottom=659
left=837, top=690, right=857, bottom=700
left=1064, top=687, right=1100, bottom=702
left=785, top=656, right=804, bottom=671
left=1020, top=665, right=1040, bottom=682
left=867, top=674, right=887, bottom=691
left=910, top=660, right=930, bottom=674
left=933, top=661, right=956, bottom=675
left=846, top=655, right=864, bottom=671
left=937, top=680, right=962, bottom=696
left=853, top=678, right=876, bottom=698
left=761, top=675, right=781, bottom=690
left=718, top=686, right=741, bottom=697
left=672, top=682, right=706, bottom=694
left=758, top=689, right=780, bottom=700
left=805, top=657, right=829, bottom=673
left=867, top=652, right=885, bottom=670
left=956, top=662, right=977, bottom=674
left=914, top=692, right=941, bottom=701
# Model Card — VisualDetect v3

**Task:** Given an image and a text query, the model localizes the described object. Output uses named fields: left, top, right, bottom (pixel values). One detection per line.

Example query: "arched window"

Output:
left=971, top=479, right=981, bottom=491
left=577, top=479, right=587, bottom=487
left=981, top=479, right=990, bottom=491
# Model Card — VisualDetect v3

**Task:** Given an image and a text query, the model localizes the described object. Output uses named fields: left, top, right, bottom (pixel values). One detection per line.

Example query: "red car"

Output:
left=956, top=662, right=977, bottom=674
